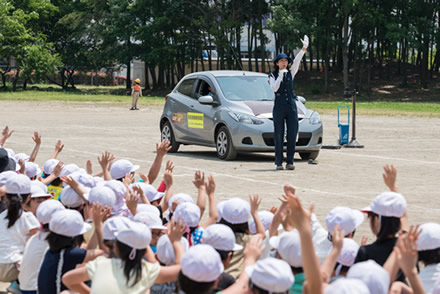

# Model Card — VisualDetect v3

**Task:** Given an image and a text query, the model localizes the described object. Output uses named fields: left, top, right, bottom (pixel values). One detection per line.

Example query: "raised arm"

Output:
left=320, top=225, right=344, bottom=283
left=289, top=35, right=308, bottom=79
left=0, top=125, right=14, bottom=147
left=97, top=151, right=114, bottom=181
left=50, top=139, right=64, bottom=159
left=147, top=141, right=171, bottom=184
left=193, top=170, right=206, bottom=217
left=29, top=131, right=41, bottom=162
left=249, top=194, right=266, bottom=240
left=202, top=175, right=218, bottom=228
left=160, top=169, right=173, bottom=213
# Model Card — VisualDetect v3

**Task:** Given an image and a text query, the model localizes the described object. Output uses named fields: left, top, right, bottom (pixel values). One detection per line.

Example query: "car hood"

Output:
left=237, top=101, right=309, bottom=119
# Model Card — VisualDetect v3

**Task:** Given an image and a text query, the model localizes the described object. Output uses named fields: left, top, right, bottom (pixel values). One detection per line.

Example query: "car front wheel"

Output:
left=161, top=121, right=180, bottom=153
left=216, top=126, right=237, bottom=160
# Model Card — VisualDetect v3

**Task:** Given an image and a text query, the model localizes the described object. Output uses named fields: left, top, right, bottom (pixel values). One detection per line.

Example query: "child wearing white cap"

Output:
left=329, top=238, right=359, bottom=281
left=0, top=173, right=40, bottom=284
left=18, top=200, right=65, bottom=293
left=347, top=260, right=390, bottom=294
left=63, top=217, right=186, bottom=294
left=416, top=222, right=440, bottom=293
left=355, top=191, right=407, bottom=282
left=246, top=257, right=295, bottom=293
left=37, top=209, right=101, bottom=294
left=150, top=234, right=189, bottom=294
left=201, top=224, right=243, bottom=292
left=25, top=181, right=52, bottom=216
left=219, top=195, right=266, bottom=279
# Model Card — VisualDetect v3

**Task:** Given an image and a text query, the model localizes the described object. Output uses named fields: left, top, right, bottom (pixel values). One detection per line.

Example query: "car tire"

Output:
left=299, top=151, right=320, bottom=160
left=216, top=126, right=237, bottom=160
left=161, top=121, right=180, bottom=153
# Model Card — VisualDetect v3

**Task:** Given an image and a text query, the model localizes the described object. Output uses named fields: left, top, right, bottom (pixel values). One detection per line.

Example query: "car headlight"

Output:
left=228, top=111, right=264, bottom=125
left=309, top=112, right=321, bottom=124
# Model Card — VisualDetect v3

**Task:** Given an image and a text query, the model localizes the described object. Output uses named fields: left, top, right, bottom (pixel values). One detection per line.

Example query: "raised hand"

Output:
left=0, top=125, right=14, bottom=146
left=282, top=185, right=314, bottom=233
left=383, top=164, right=398, bottom=192
left=61, top=176, right=79, bottom=189
left=360, top=235, right=369, bottom=246
left=301, top=35, right=309, bottom=49
left=192, top=170, right=205, bottom=189
left=132, top=184, right=149, bottom=204
left=52, top=161, right=64, bottom=177
left=32, top=132, right=41, bottom=145
left=86, top=160, right=93, bottom=175
left=331, top=224, right=345, bottom=251
left=163, top=169, right=173, bottom=187
left=97, top=151, right=115, bottom=170
left=394, top=225, right=421, bottom=276
left=122, top=173, right=134, bottom=188
left=205, top=175, right=216, bottom=196
left=55, top=140, right=64, bottom=153
left=243, top=235, right=265, bottom=263
left=156, top=140, right=172, bottom=157
left=168, top=216, right=186, bottom=243
left=165, top=160, right=174, bottom=173
left=18, top=159, right=25, bottom=174
left=139, top=172, right=150, bottom=184
left=90, top=202, right=112, bottom=225
left=249, top=193, right=261, bottom=216
left=125, top=190, right=139, bottom=216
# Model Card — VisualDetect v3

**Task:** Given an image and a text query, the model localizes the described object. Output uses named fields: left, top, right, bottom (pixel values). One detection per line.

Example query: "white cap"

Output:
left=5, top=173, right=32, bottom=194
left=103, top=216, right=133, bottom=240
left=326, top=206, right=364, bottom=235
left=60, top=186, right=87, bottom=208
left=202, top=224, right=243, bottom=251
left=0, top=171, right=17, bottom=186
left=137, top=204, right=161, bottom=217
left=216, top=200, right=226, bottom=222
left=157, top=235, right=189, bottom=266
left=168, top=193, right=194, bottom=213
left=104, top=180, right=128, bottom=214
left=49, top=209, right=91, bottom=237
left=36, top=199, right=66, bottom=224
left=88, top=186, right=116, bottom=208
left=25, top=162, right=41, bottom=178
left=115, top=220, right=151, bottom=249
left=30, top=181, right=51, bottom=198
left=249, top=211, right=274, bottom=234
left=69, top=171, right=96, bottom=188
left=221, top=198, right=250, bottom=224
left=60, top=164, right=81, bottom=177
left=132, top=211, right=167, bottom=230
left=130, top=183, right=164, bottom=203
left=347, top=260, right=390, bottom=294
left=31, top=180, right=48, bottom=193
left=324, top=278, right=370, bottom=294
left=245, top=257, right=294, bottom=292
left=173, top=202, right=201, bottom=228
left=110, top=159, right=139, bottom=180
left=270, top=230, right=302, bottom=267
left=417, top=223, right=440, bottom=251
left=181, top=244, right=224, bottom=282
left=361, top=192, right=407, bottom=217
left=43, top=159, right=60, bottom=175
left=15, top=153, right=30, bottom=162
left=334, top=238, right=360, bottom=267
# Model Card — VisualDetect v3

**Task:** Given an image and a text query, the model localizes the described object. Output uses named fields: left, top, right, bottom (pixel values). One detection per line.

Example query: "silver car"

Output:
left=160, top=71, right=323, bottom=160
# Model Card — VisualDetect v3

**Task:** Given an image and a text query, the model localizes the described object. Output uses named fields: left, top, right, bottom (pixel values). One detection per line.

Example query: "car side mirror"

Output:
left=298, top=96, right=306, bottom=104
left=199, top=95, right=214, bottom=104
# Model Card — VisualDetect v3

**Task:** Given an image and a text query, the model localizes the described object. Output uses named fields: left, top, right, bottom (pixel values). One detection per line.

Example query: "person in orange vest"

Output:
left=130, top=78, right=142, bottom=110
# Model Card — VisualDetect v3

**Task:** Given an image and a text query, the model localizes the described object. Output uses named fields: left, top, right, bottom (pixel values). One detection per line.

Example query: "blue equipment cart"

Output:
left=337, top=105, right=350, bottom=145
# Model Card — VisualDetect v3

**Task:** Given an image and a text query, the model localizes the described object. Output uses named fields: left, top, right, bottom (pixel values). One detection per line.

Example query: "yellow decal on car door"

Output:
left=187, top=112, right=204, bottom=129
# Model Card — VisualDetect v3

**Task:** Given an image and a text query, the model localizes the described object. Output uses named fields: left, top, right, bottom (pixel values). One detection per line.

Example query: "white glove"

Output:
left=301, top=35, right=309, bottom=49
left=279, top=69, right=288, bottom=76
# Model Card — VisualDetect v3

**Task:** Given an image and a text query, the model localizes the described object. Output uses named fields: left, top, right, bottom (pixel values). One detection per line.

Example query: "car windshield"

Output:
left=216, top=76, right=275, bottom=101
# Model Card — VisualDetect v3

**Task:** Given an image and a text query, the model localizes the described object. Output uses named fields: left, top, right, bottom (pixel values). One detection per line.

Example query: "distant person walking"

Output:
left=131, top=78, right=142, bottom=110
left=269, top=35, right=308, bottom=170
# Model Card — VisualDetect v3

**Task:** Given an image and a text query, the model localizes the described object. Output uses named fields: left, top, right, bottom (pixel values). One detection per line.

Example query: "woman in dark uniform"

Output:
left=269, top=35, right=308, bottom=170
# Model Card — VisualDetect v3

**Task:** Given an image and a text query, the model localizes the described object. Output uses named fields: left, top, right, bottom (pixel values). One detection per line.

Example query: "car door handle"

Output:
left=190, top=105, right=195, bottom=108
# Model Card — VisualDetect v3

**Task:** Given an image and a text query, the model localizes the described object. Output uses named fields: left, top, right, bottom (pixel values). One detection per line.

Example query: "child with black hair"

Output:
left=218, top=195, right=266, bottom=279
left=63, top=217, right=186, bottom=294
left=0, top=173, right=39, bottom=284
left=19, top=200, right=65, bottom=294
left=416, top=222, right=440, bottom=293
left=37, top=209, right=103, bottom=294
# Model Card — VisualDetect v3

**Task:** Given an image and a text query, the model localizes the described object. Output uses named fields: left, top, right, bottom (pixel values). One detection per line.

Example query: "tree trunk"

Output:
left=254, top=25, right=259, bottom=72
left=149, top=66, right=157, bottom=90
left=308, top=37, right=313, bottom=71
left=258, top=0, right=265, bottom=73
left=248, top=21, right=253, bottom=72
left=342, top=7, right=349, bottom=90
left=126, top=62, right=131, bottom=89
left=144, top=63, right=150, bottom=90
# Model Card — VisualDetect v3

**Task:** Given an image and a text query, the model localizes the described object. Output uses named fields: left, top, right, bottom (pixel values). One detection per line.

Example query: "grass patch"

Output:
left=0, top=90, right=164, bottom=105
left=1, top=89, right=440, bottom=117
left=307, top=101, right=440, bottom=117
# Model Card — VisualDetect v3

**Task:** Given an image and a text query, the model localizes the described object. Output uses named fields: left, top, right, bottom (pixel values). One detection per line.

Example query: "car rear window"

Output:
left=177, top=79, right=195, bottom=97
left=216, top=76, right=275, bottom=101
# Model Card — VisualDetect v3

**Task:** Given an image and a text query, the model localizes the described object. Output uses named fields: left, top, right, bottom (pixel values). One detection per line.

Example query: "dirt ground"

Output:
left=1, top=100, right=440, bottom=291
